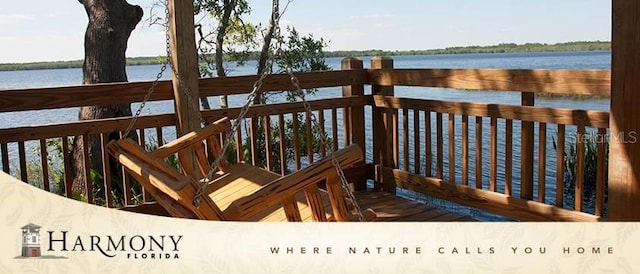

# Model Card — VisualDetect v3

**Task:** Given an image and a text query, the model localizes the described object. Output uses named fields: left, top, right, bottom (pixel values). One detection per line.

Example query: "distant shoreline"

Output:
left=0, top=41, right=610, bottom=72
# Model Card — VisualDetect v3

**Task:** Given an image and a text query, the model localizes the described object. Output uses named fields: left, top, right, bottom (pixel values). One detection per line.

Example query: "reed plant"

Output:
left=554, top=132, right=609, bottom=215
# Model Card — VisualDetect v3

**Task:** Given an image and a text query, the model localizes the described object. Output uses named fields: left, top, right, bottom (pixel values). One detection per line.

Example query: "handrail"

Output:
left=0, top=68, right=609, bottom=113
left=368, top=68, right=611, bottom=96
left=0, top=70, right=369, bottom=113
left=0, top=96, right=368, bottom=142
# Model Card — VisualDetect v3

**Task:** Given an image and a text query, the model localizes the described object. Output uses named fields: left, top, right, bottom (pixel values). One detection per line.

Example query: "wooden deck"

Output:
left=355, top=191, right=476, bottom=222
left=3, top=56, right=617, bottom=221
left=123, top=189, right=476, bottom=222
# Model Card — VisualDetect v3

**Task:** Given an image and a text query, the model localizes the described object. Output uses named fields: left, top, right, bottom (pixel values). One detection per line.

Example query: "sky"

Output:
left=0, top=0, right=611, bottom=63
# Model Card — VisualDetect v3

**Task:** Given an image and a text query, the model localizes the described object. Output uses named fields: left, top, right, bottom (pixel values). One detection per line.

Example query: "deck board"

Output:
left=122, top=189, right=476, bottom=222
left=355, top=191, right=476, bottom=222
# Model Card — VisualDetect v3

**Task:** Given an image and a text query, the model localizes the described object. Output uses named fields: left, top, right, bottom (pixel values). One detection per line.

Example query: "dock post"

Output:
left=167, top=0, right=201, bottom=177
left=521, top=92, right=534, bottom=200
left=608, top=0, right=640, bottom=220
left=342, top=58, right=367, bottom=190
left=371, top=57, right=397, bottom=194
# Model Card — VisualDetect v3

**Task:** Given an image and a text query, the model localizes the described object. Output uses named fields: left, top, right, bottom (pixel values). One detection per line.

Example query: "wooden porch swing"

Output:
left=107, top=117, right=376, bottom=222
left=105, top=0, right=375, bottom=222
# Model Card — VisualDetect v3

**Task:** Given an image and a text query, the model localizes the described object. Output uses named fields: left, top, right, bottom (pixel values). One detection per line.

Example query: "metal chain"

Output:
left=265, top=17, right=365, bottom=221
left=277, top=51, right=366, bottom=222
left=192, top=4, right=285, bottom=207
left=149, top=7, right=278, bottom=207
left=122, top=1, right=173, bottom=139
left=192, top=56, right=276, bottom=207
left=123, top=64, right=168, bottom=139
left=124, top=1, right=366, bottom=221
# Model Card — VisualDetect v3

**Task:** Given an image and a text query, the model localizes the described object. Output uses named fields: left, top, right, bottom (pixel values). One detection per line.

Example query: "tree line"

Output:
left=0, top=41, right=609, bottom=72
left=330, top=41, right=610, bottom=57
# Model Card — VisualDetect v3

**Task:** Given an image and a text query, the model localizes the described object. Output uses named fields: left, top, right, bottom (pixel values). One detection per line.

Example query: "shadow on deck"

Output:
left=355, top=191, right=476, bottom=222
left=122, top=190, right=476, bottom=222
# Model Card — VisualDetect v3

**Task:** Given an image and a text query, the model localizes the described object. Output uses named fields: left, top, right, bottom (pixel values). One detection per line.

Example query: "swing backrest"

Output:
left=108, top=117, right=374, bottom=221
left=152, top=117, right=231, bottom=178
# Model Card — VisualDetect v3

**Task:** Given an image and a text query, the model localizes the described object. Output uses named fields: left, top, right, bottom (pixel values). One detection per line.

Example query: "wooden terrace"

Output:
left=1, top=0, right=640, bottom=222
left=0, top=57, right=616, bottom=222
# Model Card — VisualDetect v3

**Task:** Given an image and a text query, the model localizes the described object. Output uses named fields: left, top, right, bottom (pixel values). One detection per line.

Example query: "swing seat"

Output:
left=107, top=117, right=376, bottom=222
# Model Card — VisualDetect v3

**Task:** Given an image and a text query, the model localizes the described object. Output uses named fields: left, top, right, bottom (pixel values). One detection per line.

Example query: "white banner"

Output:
left=0, top=172, right=637, bottom=273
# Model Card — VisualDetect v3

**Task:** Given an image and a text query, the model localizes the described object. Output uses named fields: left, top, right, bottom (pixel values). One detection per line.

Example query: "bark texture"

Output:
left=215, top=0, right=236, bottom=108
left=72, top=0, right=143, bottom=198
left=253, top=0, right=278, bottom=105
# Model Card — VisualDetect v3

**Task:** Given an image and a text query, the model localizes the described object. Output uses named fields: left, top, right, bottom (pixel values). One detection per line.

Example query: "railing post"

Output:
left=609, top=0, right=640, bottom=220
left=521, top=92, right=534, bottom=200
left=371, top=56, right=396, bottom=194
left=168, top=0, right=200, bottom=176
left=341, top=58, right=367, bottom=190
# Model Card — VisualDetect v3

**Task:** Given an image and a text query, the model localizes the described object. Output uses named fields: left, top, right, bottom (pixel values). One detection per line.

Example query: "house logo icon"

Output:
left=20, top=223, right=41, bottom=258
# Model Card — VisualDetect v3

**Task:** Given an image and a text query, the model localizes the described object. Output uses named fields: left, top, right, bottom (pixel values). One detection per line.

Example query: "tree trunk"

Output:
left=257, top=0, right=278, bottom=75
left=216, top=0, right=237, bottom=109
left=254, top=0, right=278, bottom=105
left=72, top=0, right=143, bottom=199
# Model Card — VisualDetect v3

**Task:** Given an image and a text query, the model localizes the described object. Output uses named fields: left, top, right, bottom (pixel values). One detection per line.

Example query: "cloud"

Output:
left=127, top=29, right=168, bottom=58
left=0, top=32, right=85, bottom=63
left=349, top=14, right=394, bottom=20
left=373, top=23, right=393, bottom=29
left=0, top=14, right=36, bottom=25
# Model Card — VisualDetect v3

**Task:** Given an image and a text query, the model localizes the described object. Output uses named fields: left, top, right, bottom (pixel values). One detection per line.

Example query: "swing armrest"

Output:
left=107, top=138, right=226, bottom=220
left=222, top=144, right=364, bottom=220
left=152, top=117, right=231, bottom=159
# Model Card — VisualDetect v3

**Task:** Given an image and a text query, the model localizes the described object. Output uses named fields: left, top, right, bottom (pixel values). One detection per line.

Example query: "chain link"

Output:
left=278, top=54, right=366, bottom=222
left=192, top=56, right=276, bottom=207
left=124, top=1, right=365, bottom=221
left=192, top=4, right=283, bottom=207
left=123, top=1, right=173, bottom=139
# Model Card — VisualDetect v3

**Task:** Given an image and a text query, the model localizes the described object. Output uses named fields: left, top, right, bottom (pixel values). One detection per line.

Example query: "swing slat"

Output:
left=222, top=144, right=362, bottom=221
left=282, top=196, right=303, bottom=222
left=108, top=117, right=376, bottom=222
left=153, top=118, right=231, bottom=160
left=304, top=184, right=328, bottom=222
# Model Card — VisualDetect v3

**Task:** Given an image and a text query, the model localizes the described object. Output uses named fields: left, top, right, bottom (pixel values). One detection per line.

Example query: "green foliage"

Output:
left=194, top=0, right=256, bottom=78
left=261, top=26, right=331, bottom=103
left=14, top=137, right=175, bottom=207
left=328, top=41, right=611, bottom=57
left=194, top=0, right=251, bottom=18
left=247, top=25, right=331, bottom=170
left=276, top=27, right=329, bottom=72
left=12, top=138, right=70, bottom=197
left=89, top=168, right=144, bottom=207
left=553, top=132, right=609, bottom=213
left=192, top=0, right=334, bottom=169
left=240, top=114, right=332, bottom=173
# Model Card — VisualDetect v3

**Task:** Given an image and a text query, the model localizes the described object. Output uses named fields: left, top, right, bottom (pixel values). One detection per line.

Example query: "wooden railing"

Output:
left=0, top=57, right=611, bottom=221
left=368, top=59, right=610, bottom=221
left=0, top=68, right=368, bottom=208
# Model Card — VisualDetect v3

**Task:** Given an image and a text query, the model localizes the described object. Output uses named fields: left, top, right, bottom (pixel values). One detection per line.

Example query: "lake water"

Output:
left=0, top=51, right=610, bottom=127
left=0, top=51, right=611, bottom=221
